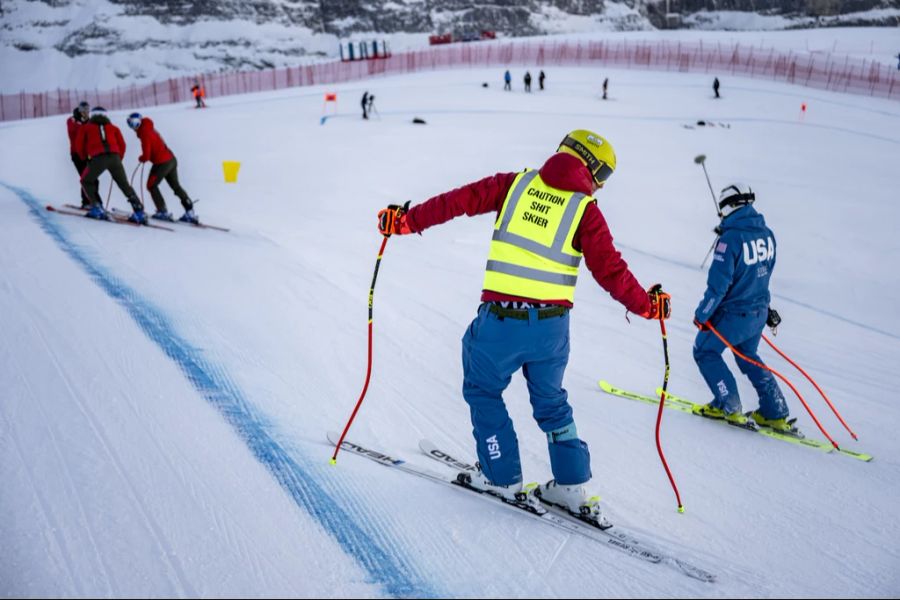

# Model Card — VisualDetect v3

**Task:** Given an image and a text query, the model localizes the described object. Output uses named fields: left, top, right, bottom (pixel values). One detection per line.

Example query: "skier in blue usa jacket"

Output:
left=692, top=183, right=792, bottom=432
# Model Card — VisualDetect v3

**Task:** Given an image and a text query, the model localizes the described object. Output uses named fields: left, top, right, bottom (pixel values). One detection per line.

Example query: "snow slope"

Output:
left=1, top=45, right=899, bottom=597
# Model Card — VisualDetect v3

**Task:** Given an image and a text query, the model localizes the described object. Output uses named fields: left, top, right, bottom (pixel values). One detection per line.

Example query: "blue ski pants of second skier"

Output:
left=693, top=308, right=788, bottom=419
left=461, top=303, right=591, bottom=487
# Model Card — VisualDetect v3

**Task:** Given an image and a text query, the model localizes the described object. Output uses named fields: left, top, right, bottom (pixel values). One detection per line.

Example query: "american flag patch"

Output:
left=715, top=241, right=728, bottom=253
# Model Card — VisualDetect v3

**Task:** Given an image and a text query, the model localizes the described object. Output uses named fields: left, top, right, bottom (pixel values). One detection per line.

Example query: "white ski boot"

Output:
left=536, top=479, right=611, bottom=529
left=458, top=467, right=545, bottom=514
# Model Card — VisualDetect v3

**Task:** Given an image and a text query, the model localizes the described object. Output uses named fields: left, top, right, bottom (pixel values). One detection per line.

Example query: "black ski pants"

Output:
left=81, top=153, right=140, bottom=210
left=146, top=157, right=192, bottom=212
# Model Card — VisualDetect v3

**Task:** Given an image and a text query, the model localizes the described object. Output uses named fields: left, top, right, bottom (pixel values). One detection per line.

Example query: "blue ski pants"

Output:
left=461, top=303, right=591, bottom=486
left=693, top=308, right=788, bottom=419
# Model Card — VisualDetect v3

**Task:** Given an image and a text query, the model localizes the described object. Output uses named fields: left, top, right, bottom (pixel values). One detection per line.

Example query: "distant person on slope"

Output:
left=524, top=71, right=532, bottom=92
left=67, top=100, right=92, bottom=208
left=126, top=112, right=198, bottom=224
left=602, top=78, right=608, bottom=100
left=692, top=183, right=792, bottom=433
left=376, top=130, right=670, bottom=526
left=191, top=82, right=207, bottom=108
left=74, top=106, right=147, bottom=224
left=539, top=70, right=546, bottom=90
left=504, top=69, right=512, bottom=91
left=361, top=91, right=369, bottom=120
left=713, top=77, right=721, bottom=99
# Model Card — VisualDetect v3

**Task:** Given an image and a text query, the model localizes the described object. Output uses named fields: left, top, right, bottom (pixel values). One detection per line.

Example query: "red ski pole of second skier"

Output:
left=762, top=333, right=858, bottom=440
left=705, top=322, right=839, bottom=449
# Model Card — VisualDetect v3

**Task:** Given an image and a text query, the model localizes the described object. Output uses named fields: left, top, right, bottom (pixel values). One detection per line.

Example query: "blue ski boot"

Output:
left=151, top=209, right=175, bottom=222
left=128, top=209, right=148, bottom=225
left=179, top=209, right=199, bottom=225
left=84, top=204, right=110, bottom=221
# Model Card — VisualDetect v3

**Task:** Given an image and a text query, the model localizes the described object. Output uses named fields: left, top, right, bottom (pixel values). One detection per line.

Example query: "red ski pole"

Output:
left=331, top=235, right=390, bottom=464
left=762, top=333, right=858, bottom=440
left=653, top=290, right=684, bottom=513
left=705, top=322, right=840, bottom=450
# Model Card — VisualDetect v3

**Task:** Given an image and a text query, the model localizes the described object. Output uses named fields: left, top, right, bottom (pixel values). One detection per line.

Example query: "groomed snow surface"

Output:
left=1, top=53, right=899, bottom=597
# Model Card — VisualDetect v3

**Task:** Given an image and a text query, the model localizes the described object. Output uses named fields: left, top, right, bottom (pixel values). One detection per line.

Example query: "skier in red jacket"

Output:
left=376, top=129, right=671, bottom=526
left=126, top=113, right=198, bottom=224
left=74, top=106, right=146, bottom=223
left=66, top=101, right=91, bottom=208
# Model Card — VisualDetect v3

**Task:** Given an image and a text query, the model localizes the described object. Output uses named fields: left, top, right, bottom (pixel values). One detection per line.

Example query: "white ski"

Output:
left=417, top=438, right=716, bottom=583
left=327, top=431, right=715, bottom=582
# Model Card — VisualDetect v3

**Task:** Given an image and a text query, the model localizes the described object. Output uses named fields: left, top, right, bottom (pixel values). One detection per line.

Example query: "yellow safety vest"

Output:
left=482, top=169, right=593, bottom=302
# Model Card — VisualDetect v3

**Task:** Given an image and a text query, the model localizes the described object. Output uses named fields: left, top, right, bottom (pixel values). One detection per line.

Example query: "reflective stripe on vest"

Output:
left=483, top=170, right=593, bottom=302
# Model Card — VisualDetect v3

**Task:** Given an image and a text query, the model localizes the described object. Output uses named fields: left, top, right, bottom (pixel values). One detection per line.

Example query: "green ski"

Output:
left=597, top=380, right=872, bottom=462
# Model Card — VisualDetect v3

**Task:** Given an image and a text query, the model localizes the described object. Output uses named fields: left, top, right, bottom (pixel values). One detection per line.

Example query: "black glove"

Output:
left=766, top=307, right=782, bottom=330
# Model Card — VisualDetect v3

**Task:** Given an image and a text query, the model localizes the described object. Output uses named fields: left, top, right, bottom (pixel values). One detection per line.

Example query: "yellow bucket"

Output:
left=222, top=161, right=241, bottom=183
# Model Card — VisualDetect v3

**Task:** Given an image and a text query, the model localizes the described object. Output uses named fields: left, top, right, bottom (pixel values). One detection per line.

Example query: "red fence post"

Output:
left=2, top=40, right=899, bottom=123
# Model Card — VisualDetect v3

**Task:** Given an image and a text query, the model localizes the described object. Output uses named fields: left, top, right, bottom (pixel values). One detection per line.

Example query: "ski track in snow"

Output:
left=26, top=307, right=197, bottom=597
left=0, top=382, right=86, bottom=596
left=1, top=183, right=441, bottom=598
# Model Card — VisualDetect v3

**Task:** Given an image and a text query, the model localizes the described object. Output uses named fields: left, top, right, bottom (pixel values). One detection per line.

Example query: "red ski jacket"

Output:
left=66, top=116, right=85, bottom=153
left=133, top=118, right=174, bottom=164
left=74, top=115, right=126, bottom=161
left=405, top=152, right=651, bottom=315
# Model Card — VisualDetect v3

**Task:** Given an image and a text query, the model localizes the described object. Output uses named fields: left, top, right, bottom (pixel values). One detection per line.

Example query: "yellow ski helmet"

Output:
left=557, top=130, right=616, bottom=186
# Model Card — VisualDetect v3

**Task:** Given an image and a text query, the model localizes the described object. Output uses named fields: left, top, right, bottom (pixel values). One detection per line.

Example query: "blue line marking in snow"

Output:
left=5, top=184, right=439, bottom=599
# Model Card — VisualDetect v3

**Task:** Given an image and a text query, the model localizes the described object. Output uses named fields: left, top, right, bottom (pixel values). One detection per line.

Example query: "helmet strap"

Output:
left=718, top=193, right=754, bottom=212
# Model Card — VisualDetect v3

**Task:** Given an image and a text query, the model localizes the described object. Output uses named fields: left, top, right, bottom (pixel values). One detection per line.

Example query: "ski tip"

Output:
left=846, top=451, right=874, bottom=462
left=45, top=204, right=55, bottom=211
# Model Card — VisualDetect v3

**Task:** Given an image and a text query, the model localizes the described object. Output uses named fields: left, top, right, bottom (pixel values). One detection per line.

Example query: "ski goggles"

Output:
left=559, top=136, right=614, bottom=185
